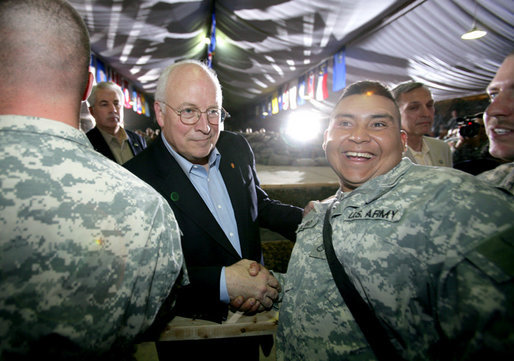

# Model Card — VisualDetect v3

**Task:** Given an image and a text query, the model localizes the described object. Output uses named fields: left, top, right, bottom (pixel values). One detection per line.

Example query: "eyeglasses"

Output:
left=160, top=101, right=230, bottom=125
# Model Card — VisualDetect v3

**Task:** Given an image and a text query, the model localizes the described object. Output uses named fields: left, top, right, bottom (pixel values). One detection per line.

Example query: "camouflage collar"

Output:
left=0, top=114, right=91, bottom=149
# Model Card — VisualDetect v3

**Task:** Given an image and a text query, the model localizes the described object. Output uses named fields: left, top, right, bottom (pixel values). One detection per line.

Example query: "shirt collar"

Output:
left=407, top=137, right=430, bottom=156
left=97, top=126, right=128, bottom=144
left=160, top=132, right=220, bottom=175
left=335, top=158, right=413, bottom=206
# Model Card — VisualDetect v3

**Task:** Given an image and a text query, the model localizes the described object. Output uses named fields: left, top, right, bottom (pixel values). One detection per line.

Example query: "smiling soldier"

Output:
left=477, top=52, right=514, bottom=194
left=275, top=81, right=514, bottom=361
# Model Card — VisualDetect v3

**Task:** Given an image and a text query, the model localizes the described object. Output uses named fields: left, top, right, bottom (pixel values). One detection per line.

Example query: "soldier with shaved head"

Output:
left=0, top=1, right=186, bottom=359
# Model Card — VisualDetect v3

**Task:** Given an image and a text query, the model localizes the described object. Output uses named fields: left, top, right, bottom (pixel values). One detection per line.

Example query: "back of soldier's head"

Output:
left=0, top=0, right=90, bottom=103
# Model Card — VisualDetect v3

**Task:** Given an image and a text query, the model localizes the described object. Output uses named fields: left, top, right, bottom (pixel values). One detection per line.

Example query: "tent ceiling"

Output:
left=69, top=0, right=513, bottom=114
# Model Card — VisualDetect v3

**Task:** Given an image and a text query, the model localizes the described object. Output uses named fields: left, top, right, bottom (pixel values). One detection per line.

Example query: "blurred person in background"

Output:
left=87, top=81, right=147, bottom=164
left=393, top=81, right=453, bottom=167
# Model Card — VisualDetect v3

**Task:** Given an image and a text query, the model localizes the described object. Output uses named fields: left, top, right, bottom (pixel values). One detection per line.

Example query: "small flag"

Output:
left=132, top=89, right=138, bottom=112
left=297, top=76, right=306, bottom=106
left=96, top=58, right=107, bottom=83
left=282, top=83, right=289, bottom=111
left=333, top=48, right=346, bottom=92
left=122, top=80, right=131, bottom=109
left=316, top=62, right=329, bottom=100
left=207, top=12, right=216, bottom=68
left=272, top=92, right=279, bottom=114
left=306, top=72, right=315, bottom=99
left=289, top=84, right=297, bottom=110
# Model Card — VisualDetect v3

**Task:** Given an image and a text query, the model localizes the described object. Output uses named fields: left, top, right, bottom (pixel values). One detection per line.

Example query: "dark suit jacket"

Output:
left=86, top=126, right=147, bottom=163
left=124, top=131, right=303, bottom=322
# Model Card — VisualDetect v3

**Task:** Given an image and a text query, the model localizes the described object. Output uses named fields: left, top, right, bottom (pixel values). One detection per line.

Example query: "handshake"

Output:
left=225, top=259, right=280, bottom=314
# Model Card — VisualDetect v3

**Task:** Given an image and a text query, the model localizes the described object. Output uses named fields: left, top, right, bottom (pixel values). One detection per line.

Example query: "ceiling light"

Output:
left=461, top=26, right=487, bottom=40
left=461, top=1, right=487, bottom=40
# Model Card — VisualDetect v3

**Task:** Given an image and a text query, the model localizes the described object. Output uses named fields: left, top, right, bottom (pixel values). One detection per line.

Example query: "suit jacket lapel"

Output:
left=153, top=137, right=241, bottom=259
left=87, top=127, right=116, bottom=162
left=127, top=131, right=142, bottom=156
left=428, top=147, right=440, bottom=166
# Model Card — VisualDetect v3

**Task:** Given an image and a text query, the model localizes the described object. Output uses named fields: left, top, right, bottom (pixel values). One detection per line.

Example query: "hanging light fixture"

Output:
left=461, top=27, right=487, bottom=40
left=461, top=0, right=487, bottom=40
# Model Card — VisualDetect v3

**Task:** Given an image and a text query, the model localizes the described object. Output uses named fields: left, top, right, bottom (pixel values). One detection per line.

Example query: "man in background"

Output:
left=393, top=81, right=453, bottom=167
left=477, top=52, right=514, bottom=193
left=87, top=81, right=147, bottom=164
left=0, top=0, right=185, bottom=359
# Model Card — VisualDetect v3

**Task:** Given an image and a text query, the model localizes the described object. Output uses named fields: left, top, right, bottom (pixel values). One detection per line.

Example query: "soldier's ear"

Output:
left=400, top=130, right=407, bottom=151
left=82, top=72, right=94, bottom=102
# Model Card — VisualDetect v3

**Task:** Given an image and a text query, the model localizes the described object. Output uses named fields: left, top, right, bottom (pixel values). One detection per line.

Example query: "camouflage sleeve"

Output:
left=438, top=224, right=514, bottom=360
left=126, top=196, right=188, bottom=333
left=273, top=199, right=328, bottom=307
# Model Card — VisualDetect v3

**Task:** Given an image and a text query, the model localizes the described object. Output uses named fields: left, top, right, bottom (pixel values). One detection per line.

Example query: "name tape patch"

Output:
left=345, top=208, right=402, bottom=222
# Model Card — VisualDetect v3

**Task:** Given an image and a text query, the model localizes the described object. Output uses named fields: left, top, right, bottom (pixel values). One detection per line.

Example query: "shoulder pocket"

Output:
left=465, top=224, right=514, bottom=283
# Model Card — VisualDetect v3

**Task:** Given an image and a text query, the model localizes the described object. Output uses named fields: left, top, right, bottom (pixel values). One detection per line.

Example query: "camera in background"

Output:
left=457, top=113, right=483, bottom=138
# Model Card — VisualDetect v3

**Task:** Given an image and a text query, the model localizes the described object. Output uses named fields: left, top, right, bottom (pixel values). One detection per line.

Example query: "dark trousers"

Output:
left=156, top=335, right=273, bottom=361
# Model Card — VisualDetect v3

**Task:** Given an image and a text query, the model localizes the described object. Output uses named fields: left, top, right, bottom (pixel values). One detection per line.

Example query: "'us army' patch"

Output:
left=344, top=207, right=402, bottom=222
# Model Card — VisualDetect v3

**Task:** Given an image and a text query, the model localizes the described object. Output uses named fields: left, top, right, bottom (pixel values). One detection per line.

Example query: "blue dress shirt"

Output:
left=161, top=134, right=239, bottom=303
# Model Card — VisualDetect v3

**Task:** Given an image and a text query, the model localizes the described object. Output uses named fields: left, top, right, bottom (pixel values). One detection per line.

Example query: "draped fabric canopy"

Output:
left=69, top=0, right=513, bottom=118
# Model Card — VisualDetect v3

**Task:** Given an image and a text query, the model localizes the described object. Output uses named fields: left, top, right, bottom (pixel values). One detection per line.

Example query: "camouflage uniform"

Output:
left=477, top=162, right=514, bottom=194
left=0, top=115, right=187, bottom=359
left=276, top=158, right=514, bottom=360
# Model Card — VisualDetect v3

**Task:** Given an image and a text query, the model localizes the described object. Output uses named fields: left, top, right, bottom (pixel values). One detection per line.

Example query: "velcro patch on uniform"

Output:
left=343, top=208, right=402, bottom=222
left=309, top=244, right=327, bottom=260
left=466, top=225, right=514, bottom=283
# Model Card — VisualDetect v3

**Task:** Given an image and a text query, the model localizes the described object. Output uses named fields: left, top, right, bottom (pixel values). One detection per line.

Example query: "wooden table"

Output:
left=158, top=310, right=279, bottom=341
left=134, top=311, right=278, bottom=361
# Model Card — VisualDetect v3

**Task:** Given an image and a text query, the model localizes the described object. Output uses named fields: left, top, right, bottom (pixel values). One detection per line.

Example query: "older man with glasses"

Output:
left=124, top=59, right=303, bottom=360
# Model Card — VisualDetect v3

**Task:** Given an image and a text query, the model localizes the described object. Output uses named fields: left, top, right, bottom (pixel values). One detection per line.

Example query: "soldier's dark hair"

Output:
left=335, top=81, right=401, bottom=124
left=340, top=81, right=396, bottom=103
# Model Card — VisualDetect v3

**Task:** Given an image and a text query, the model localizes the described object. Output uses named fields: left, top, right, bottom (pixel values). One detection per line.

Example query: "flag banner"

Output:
left=107, top=67, right=114, bottom=82
left=132, top=89, right=138, bottom=112
left=112, top=71, right=121, bottom=86
left=262, top=103, right=268, bottom=117
left=122, top=80, right=132, bottom=109
left=207, top=12, right=216, bottom=68
left=297, top=76, right=306, bottom=106
left=316, top=62, right=329, bottom=100
left=306, top=71, right=315, bottom=99
left=141, top=93, right=150, bottom=117
left=289, top=84, right=298, bottom=110
left=272, top=92, right=279, bottom=114
left=333, top=48, right=346, bottom=92
left=136, top=93, right=142, bottom=114
left=282, top=83, right=290, bottom=111
left=96, top=58, right=107, bottom=83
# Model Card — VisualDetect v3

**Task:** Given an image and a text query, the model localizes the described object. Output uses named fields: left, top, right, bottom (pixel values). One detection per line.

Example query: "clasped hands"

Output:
left=225, top=259, right=280, bottom=314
